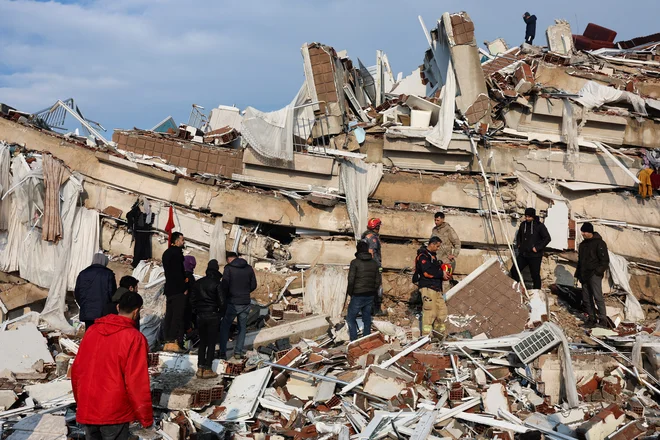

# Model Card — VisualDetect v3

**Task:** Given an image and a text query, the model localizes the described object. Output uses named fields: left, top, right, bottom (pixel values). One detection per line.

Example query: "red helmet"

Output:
left=367, top=218, right=382, bottom=230
left=441, top=263, right=453, bottom=276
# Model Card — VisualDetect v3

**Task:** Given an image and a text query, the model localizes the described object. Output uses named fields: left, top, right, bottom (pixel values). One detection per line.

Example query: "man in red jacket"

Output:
left=72, top=292, right=153, bottom=440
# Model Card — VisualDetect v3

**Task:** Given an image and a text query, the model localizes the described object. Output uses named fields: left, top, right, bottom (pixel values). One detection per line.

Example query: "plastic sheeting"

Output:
left=138, top=265, right=166, bottom=349
left=339, top=159, right=383, bottom=240
left=608, top=251, right=645, bottom=323
left=547, top=322, right=580, bottom=408
left=66, top=208, right=100, bottom=291
left=241, top=82, right=313, bottom=163
left=209, top=218, right=227, bottom=265
left=515, top=171, right=568, bottom=202
left=0, top=142, right=10, bottom=231
left=303, top=265, right=348, bottom=320
left=576, top=81, right=648, bottom=116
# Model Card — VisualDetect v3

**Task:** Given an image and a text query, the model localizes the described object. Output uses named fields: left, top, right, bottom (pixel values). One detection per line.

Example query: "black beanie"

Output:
left=580, top=222, right=594, bottom=233
left=524, top=208, right=536, bottom=217
left=207, top=259, right=220, bottom=271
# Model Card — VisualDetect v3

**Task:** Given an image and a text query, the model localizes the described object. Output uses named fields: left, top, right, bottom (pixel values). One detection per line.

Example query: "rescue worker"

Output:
left=345, top=241, right=382, bottom=341
left=414, top=237, right=450, bottom=337
left=72, top=292, right=153, bottom=439
left=361, top=218, right=384, bottom=315
left=523, top=12, right=537, bottom=44
left=431, top=212, right=461, bottom=277
left=511, top=208, right=551, bottom=289
left=575, top=222, right=610, bottom=328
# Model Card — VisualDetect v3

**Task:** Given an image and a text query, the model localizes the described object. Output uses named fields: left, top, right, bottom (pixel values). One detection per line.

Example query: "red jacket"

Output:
left=71, top=314, right=153, bottom=427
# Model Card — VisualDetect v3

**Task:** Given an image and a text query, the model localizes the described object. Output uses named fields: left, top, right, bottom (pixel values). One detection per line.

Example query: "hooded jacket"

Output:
left=414, top=247, right=444, bottom=292
left=72, top=314, right=153, bottom=428
left=576, top=232, right=610, bottom=281
left=524, top=14, right=537, bottom=39
left=74, top=264, right=117, bottom=322
left=191, top=269, right=225, bottom=317
left=222, top=258, right=257, bottom=305
left=346, top=252, right=382, bottom=297
left=162, top=246, right=186, bottom=297
left=516, top=218, right=551, bottom=257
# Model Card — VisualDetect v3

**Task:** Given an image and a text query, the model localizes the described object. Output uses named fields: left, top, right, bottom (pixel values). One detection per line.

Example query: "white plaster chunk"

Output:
left=0, top=324, right=54, bottom=374
left=25, top=380, right=72, bottom=404
left=482, top=383, right=509, bottom=415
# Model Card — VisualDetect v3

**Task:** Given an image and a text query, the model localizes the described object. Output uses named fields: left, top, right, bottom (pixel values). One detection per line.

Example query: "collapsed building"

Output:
left=1, top=11, right=660, bottom=440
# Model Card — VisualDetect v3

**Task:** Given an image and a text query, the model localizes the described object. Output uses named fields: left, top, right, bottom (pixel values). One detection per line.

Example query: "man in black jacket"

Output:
left=219, top=252, right=257, bottom=359
left=575, top=223, right=610, bottom=327
left=523, top=12, right=537, bottom=44
left=102, top=276, right=138, bottom=316
left=345, top=241, right=382, bottom=341
left=511, top=208, right=551, bottom=289
left=162, top=232, right=187, bottom=352
left=190, top=260, right=224, bottom=378
left=74, top=253, right=117, bottom=329
left=415, top=237, right=450, bottom=336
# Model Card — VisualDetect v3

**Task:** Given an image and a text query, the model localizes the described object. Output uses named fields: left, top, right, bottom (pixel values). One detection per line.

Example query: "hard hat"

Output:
left=441, top=263, right=453, bottom=276
left=367, top=218, right=382, bottom=230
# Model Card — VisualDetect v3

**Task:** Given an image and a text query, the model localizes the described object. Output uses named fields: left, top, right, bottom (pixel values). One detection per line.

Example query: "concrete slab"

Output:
left=25, top=380, right=72, bottom=404
left=226, top=315, right=330, bottom=351
left=0, top=323, right=54, bottom=374
left=0, top=390, right=17, bottom=410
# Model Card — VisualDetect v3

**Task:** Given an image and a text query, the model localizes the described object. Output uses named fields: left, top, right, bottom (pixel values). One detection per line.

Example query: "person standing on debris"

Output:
left=431, top=212, right=461, bottom=277
left=183, top=255, right=197, bottom=347
left=414, top=237, right=450, bottom=337
left=523, top=12, right=537, bottom=44
left=510, top=208, right=551, bottom=289
left=102, top=276, right=139, bottom=317
left=74, top=253, right=117, bottom=329
left=345, top=241, right=382, bottom=341
left=72, top=292, right=153, bottom=439
left=162, top=232, right=187, bottom=353
left=190, top=259, right=224, bottom=378
left=219, top=252, right=257, bottom=360
left=575, top=222, right=611, bottom=327
left=362, top=218, right=385, bottom=315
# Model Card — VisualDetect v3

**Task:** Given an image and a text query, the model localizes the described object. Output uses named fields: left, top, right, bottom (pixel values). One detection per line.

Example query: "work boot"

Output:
left=584, top=316, right=598, bottom=328
left=196, top=368, right=205, bottom=379
left=203, top=369, right=219, bottom=379
left=233, top=353, right=243, bottom=361
left=430, top=330, right=446, bottom=344
left=163, top=342, right=185, bottom=353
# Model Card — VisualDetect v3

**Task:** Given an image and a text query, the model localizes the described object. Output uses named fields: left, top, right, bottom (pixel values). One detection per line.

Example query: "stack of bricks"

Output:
left=308, top=44, right=338, bottom=112
left=112, top=131, right=244, bottom=179
left=449, top=13, right=475, bottom=45
left=347, top=332, right=386, bottom=363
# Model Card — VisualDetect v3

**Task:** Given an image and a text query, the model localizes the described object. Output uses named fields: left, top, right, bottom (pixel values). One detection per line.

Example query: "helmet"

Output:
left=367, top=218, right=382, bottom=230
left=441, top=263, right=453, bottom=276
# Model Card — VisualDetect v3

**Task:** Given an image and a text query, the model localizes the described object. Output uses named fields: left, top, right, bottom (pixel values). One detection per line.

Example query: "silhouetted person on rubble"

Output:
left=575, top=222, right=610, bottom=328
left=523, top=12, right=537, bottom=44
left=74, top=253, right=117, bottom=329
left=162, top=232, right=187, bottom=353
left=345, top=241, right=382, bottom=341
left=72, top=292, right=153, bottom=440
left=511, top=208, right=551, bottom=290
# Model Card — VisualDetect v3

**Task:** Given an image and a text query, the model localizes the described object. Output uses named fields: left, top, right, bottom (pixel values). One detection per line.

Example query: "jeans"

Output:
left=83, top=423, right=130, bottom=440
left=582, top=274, right=607, bottom=321
left=219, top=303, right=250, bottom=356
left=511, top=254, right=543, bottom=289
left=346, top=295, right=374, bottom=341
left=163, top=294, right=187, bottom=342
left=197, top=314, right=220, bottom=369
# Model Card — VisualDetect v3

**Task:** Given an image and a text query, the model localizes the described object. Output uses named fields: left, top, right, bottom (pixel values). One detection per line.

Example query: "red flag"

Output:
left=165, top=206, right=175, bottom=247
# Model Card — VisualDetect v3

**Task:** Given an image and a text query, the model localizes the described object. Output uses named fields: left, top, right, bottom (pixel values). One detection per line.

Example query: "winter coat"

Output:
left=346, top=252, right=382, bottom=297
left=162, top=246, right=186, bottom=297
left=361, top=230, right=382, bottom=267
left=74, top=264, right=117, bottom=322
left=184, top=270, right=196, bottom=298
left=222, top=258, right=257, bottom=305
left=431, top=222, right=462, bottom=262
left=191, top=269, right=225, bottom=317
left=414, top=247, right=444, bottom=292
left=516, top=218, right=551, bottom=258
left=72, top=314, right=153, bottom=428
left=524, top=14, right=537, bottom=39
left=576, top=232, right=610, bottom=281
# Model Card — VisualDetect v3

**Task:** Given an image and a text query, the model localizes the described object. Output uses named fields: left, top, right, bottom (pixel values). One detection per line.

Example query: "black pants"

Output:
left=511, top=255, right=542, bottom=289
left=163, top=294, right=187, bottom=342
left=84, top=320, right=95, bottom=329
left=197, top=314, right=220, bottom=369
left=582, top=274, right=607, bottom=321
left=525, top=35, right=534, bottom=44
left=83, top=423, right=129, bottom=440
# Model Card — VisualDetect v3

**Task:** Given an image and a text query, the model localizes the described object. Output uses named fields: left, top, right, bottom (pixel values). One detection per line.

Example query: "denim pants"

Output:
left=346, top=295, right=374, bottom=341
left=219, top=303, right=250, bottom=356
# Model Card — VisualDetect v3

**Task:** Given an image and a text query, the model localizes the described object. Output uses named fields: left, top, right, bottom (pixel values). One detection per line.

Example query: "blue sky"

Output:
left=1, top=0, right=658, bottom=134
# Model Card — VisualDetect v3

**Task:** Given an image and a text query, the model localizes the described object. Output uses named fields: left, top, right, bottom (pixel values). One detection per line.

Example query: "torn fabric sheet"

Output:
left=515, top=171, right=568, bottom=202
left=547, top=322, right=580, bottom=408
left=66, top=207, right=100, bottom=291
left=562, top=98, right=580, bottom=174
left=209, top=218, right=227, bottom=265
left=339, top=158, right=383, bottom=240
left=608, top=252, right=645, bottom=322
left=139, top=265, right=166, bottom=349
left=426, top=16, right=457, bottom=150
left=42, top=155, right=69, bottom=243
left=303, top=265, right=348, bottom=319
left=575, top=81, right=648, bottom=116
left=0, top=142, right=10, bottom=231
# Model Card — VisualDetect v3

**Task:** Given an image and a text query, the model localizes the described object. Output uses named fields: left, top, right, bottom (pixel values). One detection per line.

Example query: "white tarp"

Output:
left=515, top=171, right=568, bottom=202
left=0, top=142, right=10, bottom=231
left=139, top=265, right=166, bottom=349
left=209, top=218, right=227, bottom=265
left=241, top=82, right=313, bottom=163
left=304, top=265, right=348, bottom=319
left=339, top=158, right=383, bottom=240
left=576, top=81, right=648, bottom=116
left=66, top=208, right=100, bottom=291
left=608, top=252, right=644, bottom=322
